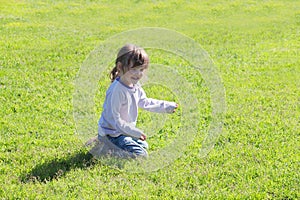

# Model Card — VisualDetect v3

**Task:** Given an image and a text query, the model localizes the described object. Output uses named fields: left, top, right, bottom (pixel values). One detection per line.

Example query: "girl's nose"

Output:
left=138, top=70, right=143, bottom=76
left=132, top=69, right=143, bottom=76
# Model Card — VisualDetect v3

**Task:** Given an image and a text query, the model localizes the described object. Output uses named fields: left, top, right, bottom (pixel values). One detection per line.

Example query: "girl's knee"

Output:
left=106, top=135, right=148, bottom=158
left=136, top=139, right=148, bottom=149
left=122, top=137, right=148, bottom=157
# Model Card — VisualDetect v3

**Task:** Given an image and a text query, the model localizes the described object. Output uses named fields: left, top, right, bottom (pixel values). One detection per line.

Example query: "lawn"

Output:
left=0, top=0, right=299, bottom=199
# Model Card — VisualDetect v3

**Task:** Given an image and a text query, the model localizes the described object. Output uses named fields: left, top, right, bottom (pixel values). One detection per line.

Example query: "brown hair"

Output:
left=110, top=44, right=149, bottom=82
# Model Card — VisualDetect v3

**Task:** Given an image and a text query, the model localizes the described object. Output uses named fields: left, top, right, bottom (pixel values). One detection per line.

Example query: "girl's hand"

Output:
left=173, top=104, right=179, bottom=113
left=140, top=133, right=147, bottom=141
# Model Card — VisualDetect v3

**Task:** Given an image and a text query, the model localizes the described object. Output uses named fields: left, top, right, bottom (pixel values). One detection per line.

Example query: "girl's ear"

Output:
left=116, top=61, right=122, bottom=73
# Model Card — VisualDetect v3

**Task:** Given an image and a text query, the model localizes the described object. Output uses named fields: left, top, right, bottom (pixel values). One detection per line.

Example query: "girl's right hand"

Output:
left=140, top=133, right=147, bottom=141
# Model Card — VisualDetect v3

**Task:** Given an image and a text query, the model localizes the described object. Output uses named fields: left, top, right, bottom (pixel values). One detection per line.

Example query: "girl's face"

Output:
left=120, top=65, right=147, bottom=87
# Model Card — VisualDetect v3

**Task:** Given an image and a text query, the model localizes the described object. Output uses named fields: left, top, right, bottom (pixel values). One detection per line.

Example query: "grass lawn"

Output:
left=0, top=0, right=299, bottom=199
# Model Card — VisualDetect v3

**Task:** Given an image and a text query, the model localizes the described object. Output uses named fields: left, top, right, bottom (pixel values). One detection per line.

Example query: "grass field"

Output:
left=1, top=0, right=299, bottom=199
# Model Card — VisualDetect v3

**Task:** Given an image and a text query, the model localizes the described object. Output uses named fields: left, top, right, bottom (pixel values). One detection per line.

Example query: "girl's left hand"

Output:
left=173, top=104, right=179, bottom=113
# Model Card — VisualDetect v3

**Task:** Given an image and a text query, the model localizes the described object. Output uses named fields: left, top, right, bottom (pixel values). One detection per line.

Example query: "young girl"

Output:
left=97, top=44, right=178, bottom=158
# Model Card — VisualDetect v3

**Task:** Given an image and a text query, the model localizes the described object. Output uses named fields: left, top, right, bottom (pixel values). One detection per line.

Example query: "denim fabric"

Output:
left=107, top=135, right=148, bottom=157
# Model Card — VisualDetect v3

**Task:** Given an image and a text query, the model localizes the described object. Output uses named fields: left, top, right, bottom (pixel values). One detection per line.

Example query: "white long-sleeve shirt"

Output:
left=98, top=77, right=177, bottom=139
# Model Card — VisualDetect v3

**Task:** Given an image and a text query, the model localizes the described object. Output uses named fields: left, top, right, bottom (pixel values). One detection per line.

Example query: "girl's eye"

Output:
left=130, top=68, right=145, bottom=73
left=130, top=69, right=139, bottom=73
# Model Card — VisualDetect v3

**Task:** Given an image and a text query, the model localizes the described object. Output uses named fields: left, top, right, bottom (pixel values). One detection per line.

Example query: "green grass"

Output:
left=1, top=0, right=299, bottom=199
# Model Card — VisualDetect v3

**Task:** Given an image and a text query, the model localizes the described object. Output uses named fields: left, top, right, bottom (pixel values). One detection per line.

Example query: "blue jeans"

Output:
left=107, top=135, right=148, bottom=158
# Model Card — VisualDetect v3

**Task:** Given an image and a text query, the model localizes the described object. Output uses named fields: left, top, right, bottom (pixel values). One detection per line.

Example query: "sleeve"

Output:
left=110, top=89, right=143, bottom=139
left=138, top=87, right=177, bottom=113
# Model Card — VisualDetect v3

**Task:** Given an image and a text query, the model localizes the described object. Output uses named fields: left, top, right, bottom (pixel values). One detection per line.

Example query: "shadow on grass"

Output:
left=21, top=150, right=97, bottom=183
left=21, top=138, right=140, bottom=183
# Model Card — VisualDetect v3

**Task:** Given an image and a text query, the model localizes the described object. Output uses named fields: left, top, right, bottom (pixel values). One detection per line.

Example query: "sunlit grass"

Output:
left=0, top=0, right=299, bottom=199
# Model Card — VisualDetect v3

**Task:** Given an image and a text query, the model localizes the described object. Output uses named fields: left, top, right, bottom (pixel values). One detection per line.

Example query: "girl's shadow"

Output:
left=21, top=137, right=133, bottom=183
left=21, top=150, right=96, bottom=183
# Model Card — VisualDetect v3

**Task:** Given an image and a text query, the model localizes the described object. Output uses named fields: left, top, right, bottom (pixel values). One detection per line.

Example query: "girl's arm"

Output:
left=138, top=87, right=178, bottom=113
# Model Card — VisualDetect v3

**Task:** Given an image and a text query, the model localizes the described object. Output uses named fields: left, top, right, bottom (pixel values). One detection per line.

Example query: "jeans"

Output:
left=107, top=135, right=148, bottom=158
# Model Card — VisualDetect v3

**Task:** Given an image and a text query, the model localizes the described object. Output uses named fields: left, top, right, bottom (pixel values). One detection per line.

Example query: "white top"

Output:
left=98, top=77, right=177, bottom=138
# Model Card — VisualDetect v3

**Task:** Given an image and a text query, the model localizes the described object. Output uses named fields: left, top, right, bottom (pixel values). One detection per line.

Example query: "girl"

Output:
left=98, top=44, right=178, bottom=158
